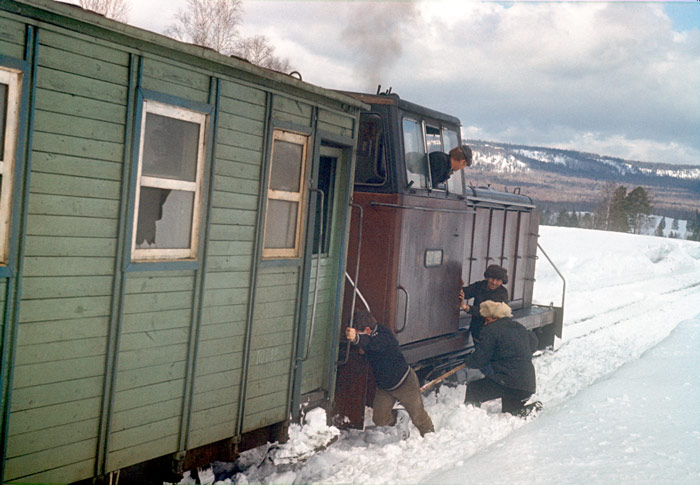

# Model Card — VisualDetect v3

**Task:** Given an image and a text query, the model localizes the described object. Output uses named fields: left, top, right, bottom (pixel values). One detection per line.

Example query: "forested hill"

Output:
left=465, top=140, right=700, bottom=218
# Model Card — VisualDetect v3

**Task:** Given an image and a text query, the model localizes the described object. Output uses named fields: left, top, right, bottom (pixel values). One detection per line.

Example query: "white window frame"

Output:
left=131, top=99, right=208, bottom=261
left=262, top=129, right=309, bottom=259
left=0, top=67, right=21, bottom=264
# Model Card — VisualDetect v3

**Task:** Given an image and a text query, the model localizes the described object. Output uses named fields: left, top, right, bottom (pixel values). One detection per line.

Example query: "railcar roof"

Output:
left=5, top=0, right=368, bottom=110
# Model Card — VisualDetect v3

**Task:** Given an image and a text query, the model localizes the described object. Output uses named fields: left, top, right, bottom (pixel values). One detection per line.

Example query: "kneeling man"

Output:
left=464, top=300, right=540, bottom=415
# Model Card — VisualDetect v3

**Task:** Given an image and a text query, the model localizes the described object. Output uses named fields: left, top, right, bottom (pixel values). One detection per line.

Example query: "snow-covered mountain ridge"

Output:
left=465, top=140, right=700, bottom=218
left=469, top=140, right=700, bottom=180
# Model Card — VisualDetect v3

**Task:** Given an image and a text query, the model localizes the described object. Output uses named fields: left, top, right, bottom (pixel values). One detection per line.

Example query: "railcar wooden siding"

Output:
left=0, top=1, right=362, bottom=483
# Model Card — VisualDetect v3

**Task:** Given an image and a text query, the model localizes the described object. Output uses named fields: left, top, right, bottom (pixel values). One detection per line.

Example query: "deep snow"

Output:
left=175, top=226, right=700, bottom=484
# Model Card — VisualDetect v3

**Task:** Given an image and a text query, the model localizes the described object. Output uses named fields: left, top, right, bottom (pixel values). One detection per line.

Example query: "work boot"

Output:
left=394, top=410, right=411, bottom=440
left=518, top=400, right=543, bottom=418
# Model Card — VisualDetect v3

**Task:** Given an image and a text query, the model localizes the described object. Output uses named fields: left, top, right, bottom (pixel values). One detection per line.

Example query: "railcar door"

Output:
left=242, top=129, right=312, bottom=433
left=299, top=146, right=349, bottom=401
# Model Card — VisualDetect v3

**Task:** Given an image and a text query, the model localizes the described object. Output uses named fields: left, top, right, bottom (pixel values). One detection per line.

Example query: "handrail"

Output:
left=345, top=272, right=371, bottom=312
left=299, top=188, right=324, bottom=362
left=370, top=201, right=475, bottom=215
left=395, top=286, right=409, bottom=333
left=338, top=203, right=363, bottom=366
left=537, top=242, right=566, bottom=314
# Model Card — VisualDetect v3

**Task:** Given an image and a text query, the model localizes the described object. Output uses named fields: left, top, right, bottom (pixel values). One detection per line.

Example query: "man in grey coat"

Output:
left=464, top=300, right=541, bottom=416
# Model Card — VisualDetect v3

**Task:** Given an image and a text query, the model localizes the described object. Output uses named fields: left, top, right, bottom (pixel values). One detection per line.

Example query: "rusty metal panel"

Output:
left=331, top=350, right=371, bottom=428
left=345, top=192, right=402, bottom=326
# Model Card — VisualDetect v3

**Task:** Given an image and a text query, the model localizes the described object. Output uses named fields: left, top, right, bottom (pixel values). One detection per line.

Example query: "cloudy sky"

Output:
left=65, top=1, right=700, bottom=166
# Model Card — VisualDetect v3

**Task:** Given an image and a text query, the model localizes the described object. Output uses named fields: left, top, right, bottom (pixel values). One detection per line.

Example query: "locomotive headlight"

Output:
left=424, top=249, right=443, bottom=268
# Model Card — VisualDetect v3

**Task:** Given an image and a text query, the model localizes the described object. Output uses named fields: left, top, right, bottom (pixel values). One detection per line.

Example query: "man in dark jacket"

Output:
left=429, top=144, right=472, bottom=187
left=346, top=308, right=434, bottom=437
left=460, top=264, right=509, bottom=342
left=464, top=300, right=540, bottom=415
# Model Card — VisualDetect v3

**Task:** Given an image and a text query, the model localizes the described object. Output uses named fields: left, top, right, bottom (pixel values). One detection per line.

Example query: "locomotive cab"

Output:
left=332, top=90, right=563, bottom=428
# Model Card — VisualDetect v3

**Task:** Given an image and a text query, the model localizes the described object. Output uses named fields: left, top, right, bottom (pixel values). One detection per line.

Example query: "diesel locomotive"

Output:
left=332, top=89, right=564, bottom=427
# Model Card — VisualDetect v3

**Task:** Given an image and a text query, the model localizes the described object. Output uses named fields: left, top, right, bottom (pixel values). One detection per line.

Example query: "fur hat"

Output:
left=484, top=264, right=508, bottom=284
left=479, top=300, right=513, bottom=319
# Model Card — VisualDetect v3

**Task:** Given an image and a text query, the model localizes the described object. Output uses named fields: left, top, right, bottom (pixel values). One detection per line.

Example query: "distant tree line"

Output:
left=686, top=211, right=700, bottom=241
left=541, top=184, right=700, bottom=242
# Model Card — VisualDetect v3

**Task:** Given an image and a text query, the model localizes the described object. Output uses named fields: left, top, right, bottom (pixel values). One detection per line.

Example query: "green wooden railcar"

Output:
left=0, top=0, right=364, bottom=482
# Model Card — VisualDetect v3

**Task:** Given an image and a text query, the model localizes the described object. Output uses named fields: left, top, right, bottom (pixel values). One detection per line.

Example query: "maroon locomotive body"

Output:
left=333, top=91, right=563, bottom=427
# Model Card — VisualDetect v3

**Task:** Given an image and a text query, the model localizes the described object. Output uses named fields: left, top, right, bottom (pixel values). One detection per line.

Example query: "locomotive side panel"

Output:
left=467, top=207, right=492, bottom=285
left=394, top=195, right=465, bottom=345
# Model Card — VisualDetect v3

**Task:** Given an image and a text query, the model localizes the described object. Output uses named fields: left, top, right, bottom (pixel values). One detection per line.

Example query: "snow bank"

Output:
left=424, top=315, right=700, bottom=484
left=177, top=226, right=700, bottom=485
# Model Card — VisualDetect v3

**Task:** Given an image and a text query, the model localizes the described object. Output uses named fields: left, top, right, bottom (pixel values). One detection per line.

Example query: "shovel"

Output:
left=420, top=363, right=466, bottom=394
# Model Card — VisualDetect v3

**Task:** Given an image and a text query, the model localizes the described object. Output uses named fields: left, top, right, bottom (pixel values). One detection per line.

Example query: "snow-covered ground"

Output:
left=176, top=226, right=700, bottom=485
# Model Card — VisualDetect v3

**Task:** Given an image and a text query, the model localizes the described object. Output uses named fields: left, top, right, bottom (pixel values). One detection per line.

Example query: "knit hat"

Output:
left=484, top=264, right=508, bottom=284
left=479, top=300, right=513, bottom=319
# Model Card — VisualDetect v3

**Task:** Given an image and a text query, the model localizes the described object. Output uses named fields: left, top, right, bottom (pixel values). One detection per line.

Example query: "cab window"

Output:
left=355, top=113, right=386, bottom=186
left=403, top=118, right=428, bottom=189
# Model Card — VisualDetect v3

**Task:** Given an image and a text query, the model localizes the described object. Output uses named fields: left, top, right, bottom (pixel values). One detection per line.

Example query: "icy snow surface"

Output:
left=178, top=226, right=700, bottom=484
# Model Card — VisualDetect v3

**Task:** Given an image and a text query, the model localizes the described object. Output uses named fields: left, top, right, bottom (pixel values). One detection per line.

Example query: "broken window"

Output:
left=0, top=67, right=21, bottom=264
left=132, top=100, right=207, bottom=261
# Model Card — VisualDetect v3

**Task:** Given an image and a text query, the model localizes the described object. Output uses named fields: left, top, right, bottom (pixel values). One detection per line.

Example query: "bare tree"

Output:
left=78, top=0, right=130, bottom=22
left=166, top=0, right=244, bottom=55
left=235, top=35, right=292, bottom=72
left=165, top=0, right=293, bottom=73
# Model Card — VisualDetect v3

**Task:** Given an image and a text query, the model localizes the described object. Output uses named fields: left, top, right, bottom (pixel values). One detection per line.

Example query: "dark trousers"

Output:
left=465, top=378, right=532, bottom=414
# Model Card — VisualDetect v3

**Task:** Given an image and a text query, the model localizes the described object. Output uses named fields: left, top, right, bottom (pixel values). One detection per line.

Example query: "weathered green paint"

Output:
left=34, top=88, right=126, bottom=124
left=0, top=15, right=27, bottom=45
left=31, top=152, right=123, bottom=181
left=272, top=95, right=313, bottom=127
left=0, top=0, right=365, bottom=481
left=34, top=108, right=126, bottom=143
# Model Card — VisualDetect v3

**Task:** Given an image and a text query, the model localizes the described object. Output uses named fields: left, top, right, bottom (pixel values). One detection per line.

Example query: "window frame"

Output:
left=402, top=116, right=429, bottom=189
left=442, top=126, right=465, bottom=195
left=354, top=113, right=387, bottom=187
left=130, top=98, right=209, bottom=262
left=0, top=66, right=22, bottom=265
left=312, top=145, right=341, bottom=257
left=262, top=129, right=310, bottom=260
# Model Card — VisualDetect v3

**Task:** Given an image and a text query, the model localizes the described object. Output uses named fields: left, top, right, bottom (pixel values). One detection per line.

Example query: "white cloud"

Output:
left=563, top=132, right=700, bottom=166
left=61, top=0, right=700, bottom=166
